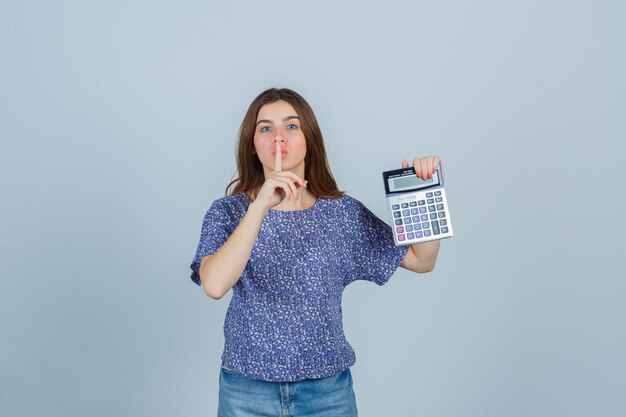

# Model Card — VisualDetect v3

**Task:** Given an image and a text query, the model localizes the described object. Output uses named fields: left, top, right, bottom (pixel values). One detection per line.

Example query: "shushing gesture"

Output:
left=253, top=142, right=308, bottom=210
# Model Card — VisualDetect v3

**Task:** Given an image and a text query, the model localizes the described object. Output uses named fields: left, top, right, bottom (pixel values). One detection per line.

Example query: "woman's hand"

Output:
left=253, top=142, right=308, bottom=210
left=402, top=156, right=442, bottom=180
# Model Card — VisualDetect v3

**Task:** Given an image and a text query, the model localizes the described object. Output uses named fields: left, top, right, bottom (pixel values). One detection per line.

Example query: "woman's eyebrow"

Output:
left=256, top=116, right=300, bottom=126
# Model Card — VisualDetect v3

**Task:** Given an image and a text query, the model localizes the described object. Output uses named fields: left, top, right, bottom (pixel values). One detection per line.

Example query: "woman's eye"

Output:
left=287, top=124, right=298, bottom=129
left=260, top=126, right=271, bottom=133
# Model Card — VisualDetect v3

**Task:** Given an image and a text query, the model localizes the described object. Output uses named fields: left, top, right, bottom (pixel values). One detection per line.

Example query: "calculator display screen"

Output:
left=389, top=174, right=435, bottom=192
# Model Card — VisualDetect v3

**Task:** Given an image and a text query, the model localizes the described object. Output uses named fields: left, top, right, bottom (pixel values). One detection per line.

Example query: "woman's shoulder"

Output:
left=325, top=194, right=386, bottom=223
left=212, top=192, right=249, bottom=205
left=206, top=193, right=250, bottom=217
left=316, top=193, right=370, bottom=217
left=325, top=193, right=363, bottom=208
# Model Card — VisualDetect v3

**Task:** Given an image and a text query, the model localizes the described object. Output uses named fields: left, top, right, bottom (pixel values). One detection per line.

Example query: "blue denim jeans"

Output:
left=217, top=362, right=358, bottom=417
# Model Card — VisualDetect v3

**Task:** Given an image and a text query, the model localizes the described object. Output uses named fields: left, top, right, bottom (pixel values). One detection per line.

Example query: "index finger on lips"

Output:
left=275, top=142, right=282, bottom=172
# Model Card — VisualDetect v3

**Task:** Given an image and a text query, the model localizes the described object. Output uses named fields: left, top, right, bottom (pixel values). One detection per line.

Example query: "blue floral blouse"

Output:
left=190, top=192, right=408, bottom=382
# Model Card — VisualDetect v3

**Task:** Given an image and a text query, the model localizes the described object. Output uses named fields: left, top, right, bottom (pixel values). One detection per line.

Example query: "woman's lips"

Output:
left=272, top=151, right=288, bottom=156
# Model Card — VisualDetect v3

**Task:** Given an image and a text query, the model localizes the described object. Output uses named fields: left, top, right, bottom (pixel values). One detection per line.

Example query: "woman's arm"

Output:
left=200, top=144, right=306, bottom=299
left=400, top=240, right=440, bottom=273
left=199, top=201, right=268, bottom=299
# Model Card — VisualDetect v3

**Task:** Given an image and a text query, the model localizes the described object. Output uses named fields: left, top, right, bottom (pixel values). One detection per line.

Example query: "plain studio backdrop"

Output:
left=1, top=1, right=624, bottom=416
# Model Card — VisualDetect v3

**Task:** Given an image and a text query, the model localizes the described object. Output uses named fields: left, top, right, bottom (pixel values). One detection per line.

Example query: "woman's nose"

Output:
left=273, top=133, right=285, bottom=143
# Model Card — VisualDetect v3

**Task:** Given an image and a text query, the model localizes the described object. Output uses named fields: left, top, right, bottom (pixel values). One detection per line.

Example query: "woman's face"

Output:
left=253, top=100, right=307, bottom=175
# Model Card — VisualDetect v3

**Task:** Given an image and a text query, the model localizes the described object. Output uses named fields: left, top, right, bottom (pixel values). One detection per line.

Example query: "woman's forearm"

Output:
left=410, top=239, right=441, bottom=272
left=199, top=201, right=268, bottom=299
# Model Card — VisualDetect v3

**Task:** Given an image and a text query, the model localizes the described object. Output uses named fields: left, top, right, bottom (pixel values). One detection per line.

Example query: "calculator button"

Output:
left=435, top=197, right=442, bottom=202
left=424, top=230, right=432, bottom=237
left=392, top=204, right=400, bottom=210
left=441, top=226, right=448, bottom=233
left=401, top=203, right=409, bottom=208
left=428, top=205, right=436, bottom=212
left=418, top=200, right=425, bottom=206
left=438, top=212, right=446, bottom=218
left=432, top=221, right=440, bottom=235
left=413, top=223, right=421, bottom=230
left=412, top=216, right=420, bottom=223
left=420, top=214, right=428, bottom=221
left=440, top=219, right=447, bottom=226
left=426, top=192, right=433, bottom=197
left=404, top=217, right=412, bottom=224
left=422, top=222, right=430, bottom=229
left=411, top=208, right=419, bottom=215
left=416, top=231, right=423, bottom=238
left=396, top=226, right=404, bottom=233
left=409, top=201, right=417, bottom=207
left=434, top=191, right=441, bottom=196
left=393, top=211, right=401, bottom=218
left=402, top=209, right=410, bottom=216
left=398, top=234, right=406, bottom=241
left=419, top=207, right=427, bottom=214
left=427, top=198, right=434, bottom=204
left=437, top=204, right=444, bottom=210
left=407, top=232, right=415, bottom=239
left=395, top=219, right=403, bottom=226
left=406, top=224, right=414, bottom=232
left=430, top=213, right=437, bottom=220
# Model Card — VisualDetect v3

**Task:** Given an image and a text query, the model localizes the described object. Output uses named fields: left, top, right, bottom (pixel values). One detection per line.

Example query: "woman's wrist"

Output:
left=248, top=200, right=270, bottom=216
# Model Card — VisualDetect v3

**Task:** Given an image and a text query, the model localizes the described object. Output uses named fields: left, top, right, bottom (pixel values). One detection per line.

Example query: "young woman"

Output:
left=190, top=88, right=442, bottom=417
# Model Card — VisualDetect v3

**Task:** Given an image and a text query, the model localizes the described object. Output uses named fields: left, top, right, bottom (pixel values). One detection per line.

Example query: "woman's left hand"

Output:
left=402, top=156, right=441, bottom=180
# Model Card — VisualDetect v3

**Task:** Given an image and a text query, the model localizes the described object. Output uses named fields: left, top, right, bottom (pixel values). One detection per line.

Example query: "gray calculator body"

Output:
left=382, top=163, right=454, bottom=246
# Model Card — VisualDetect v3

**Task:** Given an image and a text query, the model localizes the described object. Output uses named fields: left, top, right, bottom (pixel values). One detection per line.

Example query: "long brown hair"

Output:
left=225, top=88, right=345, bottom=199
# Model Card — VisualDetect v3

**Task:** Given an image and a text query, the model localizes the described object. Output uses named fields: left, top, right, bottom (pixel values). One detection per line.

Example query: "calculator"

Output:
left=382, top=162, right=454, bottom=245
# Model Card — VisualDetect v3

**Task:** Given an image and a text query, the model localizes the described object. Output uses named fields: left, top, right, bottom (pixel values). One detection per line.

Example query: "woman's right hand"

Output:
left=252, top=142, right=308, bottom=211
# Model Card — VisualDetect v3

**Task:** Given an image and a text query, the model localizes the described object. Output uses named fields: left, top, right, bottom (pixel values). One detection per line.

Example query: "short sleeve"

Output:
left=189, top=199, right=233, bottom=286
left=345, top=199, right=409, bottom=286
